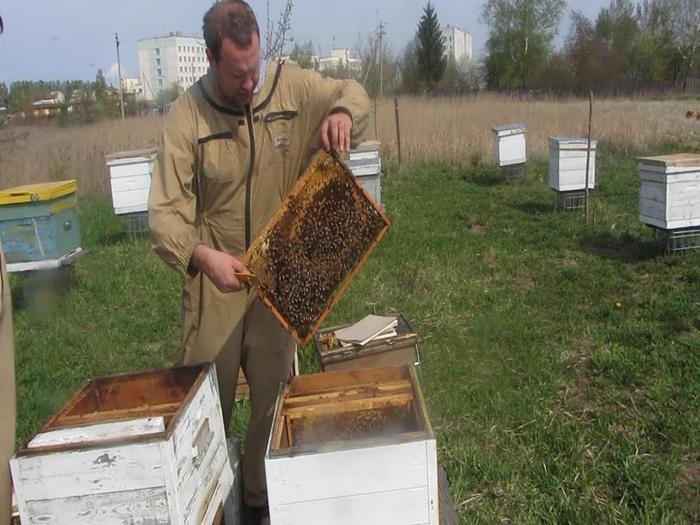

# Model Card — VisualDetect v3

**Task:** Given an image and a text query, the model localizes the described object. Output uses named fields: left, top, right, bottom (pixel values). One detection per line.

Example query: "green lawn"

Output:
left=12, top=146, right=700, bottom=523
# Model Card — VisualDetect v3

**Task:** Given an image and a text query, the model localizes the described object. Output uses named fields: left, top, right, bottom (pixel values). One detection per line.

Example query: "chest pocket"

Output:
left=263, top=109, right=298, bottom=153
left=198, top=131, right=238, bottom=182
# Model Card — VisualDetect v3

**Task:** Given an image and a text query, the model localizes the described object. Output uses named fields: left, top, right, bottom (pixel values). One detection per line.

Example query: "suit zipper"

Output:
left=244, top=104, right=255, bottom=250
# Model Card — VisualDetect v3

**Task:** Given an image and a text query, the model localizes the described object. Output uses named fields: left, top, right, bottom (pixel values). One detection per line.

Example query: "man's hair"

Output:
left=203, top=0, right=259, bottom=62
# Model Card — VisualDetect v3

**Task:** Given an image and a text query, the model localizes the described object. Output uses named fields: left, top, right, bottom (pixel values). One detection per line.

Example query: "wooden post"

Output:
left=373, top=97, right=378, bottom=140
left=584, top=90, right=593, bottom=223
left=394, top=97, right=402, bottom=167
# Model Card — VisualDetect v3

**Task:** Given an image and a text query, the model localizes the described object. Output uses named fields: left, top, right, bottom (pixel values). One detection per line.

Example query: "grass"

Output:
left=10, top=141, right=700, bottom=523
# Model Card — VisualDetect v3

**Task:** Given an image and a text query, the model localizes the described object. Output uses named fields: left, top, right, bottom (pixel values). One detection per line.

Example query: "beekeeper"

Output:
left=148, top=0, right=369, bottom=521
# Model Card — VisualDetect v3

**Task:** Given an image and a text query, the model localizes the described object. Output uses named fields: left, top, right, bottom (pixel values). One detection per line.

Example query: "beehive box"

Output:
left=313, top=314, right=419, bottom=372
left=638, top=153, right=700, bottom=229
left=105, top=148, right=158, bottom=215
left=492, top=123, right=527, bottom=167
left=265, top=366, right=438, bottom=525
left=244, top=150, right=390, bottom=345
left=548, top=137, right=597, bottom=191
left=347, top=141, right=382, bottom=205
left=11, top=364, right=233, bottom=525
left=0, top=181, right=81, bottom=264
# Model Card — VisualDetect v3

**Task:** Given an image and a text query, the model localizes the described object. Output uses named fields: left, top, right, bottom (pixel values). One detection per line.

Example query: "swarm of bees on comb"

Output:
left=245, top=150, right=390, bottom=345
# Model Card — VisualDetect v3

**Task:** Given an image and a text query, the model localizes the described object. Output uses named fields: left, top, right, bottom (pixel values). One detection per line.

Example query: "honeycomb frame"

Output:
left=243, top=149, right=390, bottom=345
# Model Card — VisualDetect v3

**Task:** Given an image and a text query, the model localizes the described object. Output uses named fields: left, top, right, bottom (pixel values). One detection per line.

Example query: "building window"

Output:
left=158, top=79, right=163, bottom=87
left=155, top=48, right=160, bottom=56
left=156, top=58, right=161, bottom=66
left=157, top=69, right=162, bottom=77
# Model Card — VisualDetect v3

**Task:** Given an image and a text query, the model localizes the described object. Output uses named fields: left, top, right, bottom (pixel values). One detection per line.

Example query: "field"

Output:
left=1, top=95, right=697, bottom=191
left=3, top=95, right=700, bottom=523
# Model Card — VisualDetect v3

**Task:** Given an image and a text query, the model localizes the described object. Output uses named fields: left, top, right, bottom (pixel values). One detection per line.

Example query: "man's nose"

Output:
left=243, top=76, right=254, bottom=91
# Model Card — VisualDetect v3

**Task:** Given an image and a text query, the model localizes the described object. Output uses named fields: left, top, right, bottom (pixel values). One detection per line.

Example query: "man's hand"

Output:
left=190, top=244, right=249, bottom=293
left=321, top=111, right=352, bottom=153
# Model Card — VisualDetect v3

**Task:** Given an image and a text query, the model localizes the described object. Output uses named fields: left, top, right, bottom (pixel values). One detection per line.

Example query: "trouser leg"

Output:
left=240, top=298, right=295, bottom=508
left=0, top=252, right=15, bottom=525
left=181, top=278, right=249, bottom=430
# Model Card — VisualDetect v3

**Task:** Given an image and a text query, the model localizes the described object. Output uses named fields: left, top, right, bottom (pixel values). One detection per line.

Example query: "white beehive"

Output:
left=11, top=364, right=234, bottom=525
left=105, top=148, right=158, bottom=215
left=347, top=141, right=382, bottom=206
left=638, top=153, right=700, bottom=229
left=548, top=137, right=597, bottom=191
left=265, top=366, right=438, bottom=525
left=492, top=124, right=527, bottom=167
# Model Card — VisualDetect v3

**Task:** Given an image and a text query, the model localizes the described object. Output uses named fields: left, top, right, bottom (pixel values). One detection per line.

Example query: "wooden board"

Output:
left=243, top=150, right=390, bottom=346
left=438, top=466, right=459, bottom=525
left=637, top=153, right=700, bottom=168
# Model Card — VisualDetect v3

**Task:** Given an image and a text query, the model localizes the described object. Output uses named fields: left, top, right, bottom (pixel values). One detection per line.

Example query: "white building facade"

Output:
left=138, top=32, right=208, bottom=101
left=442, top=25, right=472, bottom=64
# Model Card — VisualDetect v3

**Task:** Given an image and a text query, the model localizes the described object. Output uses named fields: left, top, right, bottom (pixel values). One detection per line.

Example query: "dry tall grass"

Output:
left=0, top=95, right=697, bottom=196
left=0, top=116, right=163, bottom=195
left=376, top=94, right=699, bottom=165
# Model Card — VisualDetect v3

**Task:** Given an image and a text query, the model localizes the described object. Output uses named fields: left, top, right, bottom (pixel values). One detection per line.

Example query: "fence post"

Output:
left=585, top=90, right=594, bottom=224
left=394, top=97, right=402, bottom=167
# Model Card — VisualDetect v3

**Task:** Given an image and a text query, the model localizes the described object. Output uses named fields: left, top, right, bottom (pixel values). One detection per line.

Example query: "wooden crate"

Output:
left=548, top=137, right=597, bottom=191
left=0, top=181, right=81, bottom=264
left=265, top=366, right=438, bottom=525
left=105, top=148, right=158, bottom=215
left=11, top=364, right=233, bottom=525
left=313, top=314, right=419, bottom=372
left=638, top=153, right=700, bottom=229
left=244, top=150, right=390, bottom=346
left=492, top=124, right=526, bottom=167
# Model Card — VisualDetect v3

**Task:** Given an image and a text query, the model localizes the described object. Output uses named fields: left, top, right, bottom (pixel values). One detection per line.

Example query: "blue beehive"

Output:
left=0, top=180, right=81, bottom=264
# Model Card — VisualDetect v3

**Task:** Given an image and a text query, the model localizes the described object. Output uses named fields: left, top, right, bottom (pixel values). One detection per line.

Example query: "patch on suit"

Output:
left=275, top=135, right=290, bottom=148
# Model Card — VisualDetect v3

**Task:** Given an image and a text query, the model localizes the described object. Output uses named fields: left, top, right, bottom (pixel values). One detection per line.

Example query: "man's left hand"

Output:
left=321, top=111, right=352, bottom=153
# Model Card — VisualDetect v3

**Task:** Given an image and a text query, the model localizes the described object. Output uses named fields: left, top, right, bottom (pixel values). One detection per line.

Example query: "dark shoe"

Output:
left=241, top=503, right=269, bottom=525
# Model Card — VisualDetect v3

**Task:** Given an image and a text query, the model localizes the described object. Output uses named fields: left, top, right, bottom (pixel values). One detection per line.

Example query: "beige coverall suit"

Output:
left=0, top=246, right=15, bottom=525
left=149, top=60, right=369, bottom=507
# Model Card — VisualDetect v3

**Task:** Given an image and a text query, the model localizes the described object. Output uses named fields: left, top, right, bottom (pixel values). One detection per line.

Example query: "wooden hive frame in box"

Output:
left=265, top=366, right=439, bottom=524
left=244, top=149, right=391, bottom=345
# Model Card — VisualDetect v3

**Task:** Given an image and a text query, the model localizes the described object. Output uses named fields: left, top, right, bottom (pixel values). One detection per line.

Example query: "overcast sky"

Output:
left=0, top=0, right=611, bottom=85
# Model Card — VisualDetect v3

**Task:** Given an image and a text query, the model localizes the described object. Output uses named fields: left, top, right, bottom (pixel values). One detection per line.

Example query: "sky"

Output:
left=0, top=0, right=611, bottom=85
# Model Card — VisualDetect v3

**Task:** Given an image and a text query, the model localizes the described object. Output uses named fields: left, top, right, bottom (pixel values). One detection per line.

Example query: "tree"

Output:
left=400, top=38, right=422, bottom=94
left=264, top=0, right=294, bottom=60
left=481, top=0, right=566, bottom=88
left=662, top=0, right=700, bottom=88
left=416, top=2, right=447, bottom=92
left=288, top=40, right=315, bottom=69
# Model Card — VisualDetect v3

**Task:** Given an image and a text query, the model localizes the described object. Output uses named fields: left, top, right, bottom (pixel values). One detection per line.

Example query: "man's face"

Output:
left=208, top=32, right=261, bottom=107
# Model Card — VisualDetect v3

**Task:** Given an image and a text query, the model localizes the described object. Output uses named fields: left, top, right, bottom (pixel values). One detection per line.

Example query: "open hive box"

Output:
left=244, top=150, right=390, bottom=345
left=313, top=313, right=420, bottom=372
left=265, top=366, right=438, bottom=524
left=11, top=364, right=233, bottom=525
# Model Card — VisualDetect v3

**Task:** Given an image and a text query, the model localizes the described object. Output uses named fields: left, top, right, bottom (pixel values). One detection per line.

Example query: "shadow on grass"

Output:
left=510, top=201, right=556, bottom=215
left=578, top=231, right=662, bottom=263
left=460, top=169, right=504, bottom=187
left=97, top=230, right=129, bottom=246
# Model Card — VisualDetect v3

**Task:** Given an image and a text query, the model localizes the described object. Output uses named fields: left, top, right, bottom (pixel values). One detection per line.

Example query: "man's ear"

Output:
left=206, top=48, right=216, bottom=69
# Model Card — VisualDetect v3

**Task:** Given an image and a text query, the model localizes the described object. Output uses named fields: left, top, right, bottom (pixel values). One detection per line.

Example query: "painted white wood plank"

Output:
left=159, top=439, right=183, bottom=525
left=27, top=417, right=165, bottom=449
left=23, top=487, right=170, bottom=525
left=266, top=440, right=429, bottom=505
left=424, top=439, right=439, bottom=525
left=12, top=442, right=165, bottom=501
left=270, top=486, right=431, bottom=525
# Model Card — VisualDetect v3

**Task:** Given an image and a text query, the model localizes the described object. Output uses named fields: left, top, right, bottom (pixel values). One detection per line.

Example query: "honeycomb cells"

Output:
left=247, top=151, right=389, bottom=343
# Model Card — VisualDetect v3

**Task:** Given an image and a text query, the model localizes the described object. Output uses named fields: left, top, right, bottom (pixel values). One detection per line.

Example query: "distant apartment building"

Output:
left=121, top=77, right=143, bottom=97
left=138, top=32, right=208, bottom=101
left=442, top=25, right=472, bottom=64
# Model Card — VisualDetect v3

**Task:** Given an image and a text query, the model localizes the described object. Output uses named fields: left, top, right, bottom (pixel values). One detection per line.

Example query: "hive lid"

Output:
left=0, top=180, right=77, bottom=205
left=243, top=149, right=391, bottom=346
left=549, top=136, right=597, bottom=149
left=636, top=153, right=700, bottom=168
left=492, top=123, right=526, bottom=136
left=105, top=147, right=159, bottom=164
